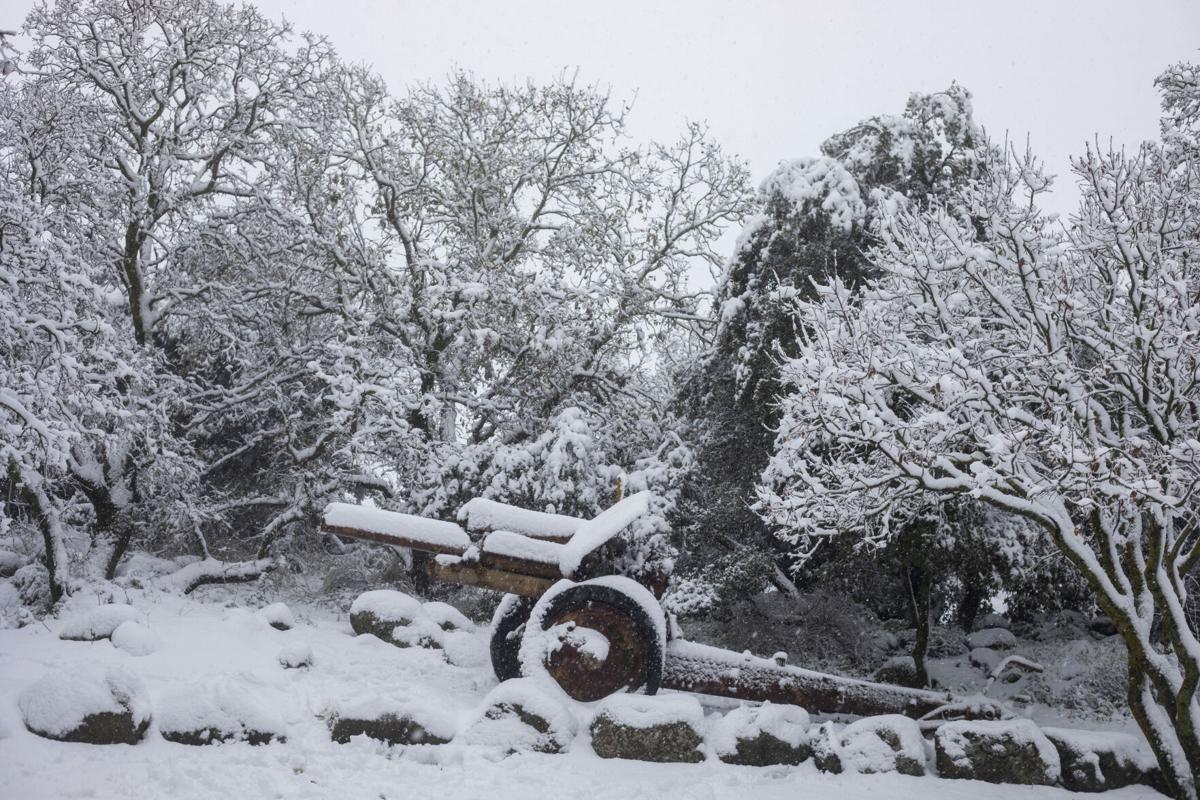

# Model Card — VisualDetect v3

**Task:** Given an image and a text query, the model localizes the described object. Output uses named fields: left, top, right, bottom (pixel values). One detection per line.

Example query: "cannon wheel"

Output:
left=524, top=580, right=664, bottom=702
left=489, top=593, right=535, bottom=682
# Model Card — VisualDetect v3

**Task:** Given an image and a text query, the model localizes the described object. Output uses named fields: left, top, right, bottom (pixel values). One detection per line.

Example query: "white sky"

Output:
left=239, top=0, right=1200, bottom=215
left=7, top=0, right=1200, bottom=215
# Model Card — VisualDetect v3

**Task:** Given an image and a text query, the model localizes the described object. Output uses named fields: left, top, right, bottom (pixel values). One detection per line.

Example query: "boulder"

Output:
left=158, top=681, right=286, bottom=746
left=1043, top=727, right=1164, bottom=793
left=935, top=719, right=1060, bottom=785
left=590, top=693, right=704, bottom=763
left=460, top=678, right=577, bottom=754
left=277, top=641, right=314, bottom=669
left=349, top=590, right=442, bottom=649
left=19, top=665, right=150, bottom=744
left=110, top=621, right=162, bottom=656
left=969, top=647, right=1002, bottom=672
left=973, top=613, right=1011, bottom=631
left=328, top=695, right=455, bottom=746
left=965, top=628, right=1017, bottom=651
left=809, top=721, right=842, bottom=774
left=59, top=604, right=138, bottom=641
left=838, top=714, right=926, bottom=776
left=874, top=655, right=922, bottom=688
left=711, top=702, right=810, bottom=766
left=258, top=602, right=295, bottom=631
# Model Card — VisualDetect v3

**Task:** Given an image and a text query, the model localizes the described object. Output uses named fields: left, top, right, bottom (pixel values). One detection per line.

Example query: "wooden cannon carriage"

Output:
left=321, top=492, right=1002, bottom=722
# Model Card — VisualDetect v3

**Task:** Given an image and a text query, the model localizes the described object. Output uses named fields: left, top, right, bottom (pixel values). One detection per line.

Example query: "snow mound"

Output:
left=19, top=665, right=150, bottom=739
left=442, top=629, right=489, bottom=668
left=838, top=714, right=927, bottom=776
left=390, top=618, right=445, bottom=649
left=59, top=604, right=138, bottom=641
left=278, top=641, right=313, bottom=669
left=158, top=679, right=287, bottom=745
left=460, top=678, right=578, bottom=753
left=423, top=601, right=473, bottom=632
left=710, top=702, right=809, bottom=756
left=258, top=602, right=295, bottom=630
left=110, top=620, right=162, bottom=656
left=594, top=692, right=703, bottom=730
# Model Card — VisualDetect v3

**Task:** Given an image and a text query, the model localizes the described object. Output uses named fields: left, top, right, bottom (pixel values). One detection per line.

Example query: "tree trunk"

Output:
left=906, top=564, right=931, bottom=688
left=957, top=584, right=986, bottom=632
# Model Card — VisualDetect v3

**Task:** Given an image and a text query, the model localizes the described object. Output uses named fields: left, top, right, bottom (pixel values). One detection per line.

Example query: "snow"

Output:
left=457, top=497, right=583, bottom=540
left=1042, top=727, right=1159, bottom=772
left=258, top=602, right=295, bottom=630
left=58, top=604, right=138, bottom=640
left=558, top=491, right=651, bottom=576
left=709, top=702, right=809, bottom=756
left=594, top=692, right=705, bottom=730
left=838, top=715, right=926, bottom=775
left=423, top=601, right=474, bottom=632
left=482, top=530, right=565, bottom=566
left=18, top=665, right=150, bottom=738
left=0, top=590, right=1165, bottom=800
left=157, top=678, right=287, bottom=741
left=350, top=590, right=426, bottom=624
left=966, top=628, right=1017, bottom=650
left=278, top=641, right=314, bottom=669
left=110, top=621, right=162, bottom=656
left=323, top=503, right=471, bottom=552
left=460, top=677, right=578, bottom=751
left=936, top=719, right=1061, bottom=783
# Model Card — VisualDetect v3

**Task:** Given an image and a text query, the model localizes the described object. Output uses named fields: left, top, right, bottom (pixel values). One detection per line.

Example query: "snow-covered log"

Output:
left=156, top=558, right=279, bottom=595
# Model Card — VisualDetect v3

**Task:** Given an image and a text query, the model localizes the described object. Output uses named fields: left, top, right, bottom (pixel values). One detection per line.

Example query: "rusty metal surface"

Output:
left=543, top=603, right=647, bottom=702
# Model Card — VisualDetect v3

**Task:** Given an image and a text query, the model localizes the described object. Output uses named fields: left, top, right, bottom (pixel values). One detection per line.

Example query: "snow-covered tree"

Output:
left=757, top=95, right=1200, bottom=794
left=675, top=85, right=988, bottom=606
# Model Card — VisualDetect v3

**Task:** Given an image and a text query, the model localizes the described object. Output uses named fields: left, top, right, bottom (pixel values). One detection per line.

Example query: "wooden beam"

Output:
left=478, top=551, right=564, bottom=580
left=320, top=524, right=469, bottom=558
left=429, top=559, right=555, bottom=598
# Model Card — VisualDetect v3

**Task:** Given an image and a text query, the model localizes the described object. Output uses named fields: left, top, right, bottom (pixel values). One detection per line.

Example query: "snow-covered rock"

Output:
left=460, top=678, right=577, bottom=753
left=1043, top=726, right=1163, bottom=793
left=423, top=601, right=473, bottom=632
left=966, top=628, right=1017, bottom=651
left=809, top=721, right=843, bottom=773
left=59, top=604, right=138, bottom=641
left=935, top=719, right=1060, bottom=785
left=838, top=714, right=926, bottom=776
left=350, top=590, right=432, bottom=647
left=277, top=641, right=313, bottom=669
left=258, top=602, right=295, bottom=631
left=328, top=694, right=457, bottom=745
left=969, top=647, right=1003, bottom=672
left=0, top=549, right=27, bottom=578
left=110, top=620, right=162, bottom=656
left=19, top=665, right=151, bottom=744
left=711, top=702, right=810, bottom=766
left=158, top=680, right=287, bottom=745
left=973, top=613, right=1011, bottom=632
left=874, top=655, right=921, bottom=687
left=441, top=629, right=489, bottom=668
left=590, top=693, right=704, bottom=763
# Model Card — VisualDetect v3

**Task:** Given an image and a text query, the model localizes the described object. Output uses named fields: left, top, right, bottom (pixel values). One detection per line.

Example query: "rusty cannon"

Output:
left=321, top=491, right=1003, bottom=723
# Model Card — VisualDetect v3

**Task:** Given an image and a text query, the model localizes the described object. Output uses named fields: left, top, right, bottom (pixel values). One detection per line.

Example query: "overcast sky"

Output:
left=8, top=0, right=1200, bottom=214
left=239, top=0, right=1200, bottom=214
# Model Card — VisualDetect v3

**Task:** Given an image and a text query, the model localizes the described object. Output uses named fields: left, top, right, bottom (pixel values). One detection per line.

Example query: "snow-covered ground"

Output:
left=0, top=587, right=1165, bottom=800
